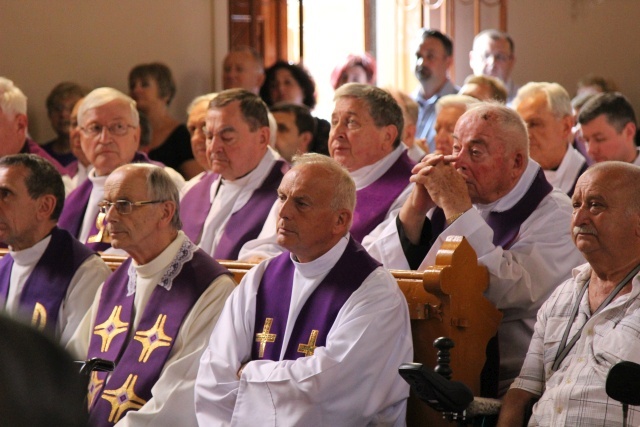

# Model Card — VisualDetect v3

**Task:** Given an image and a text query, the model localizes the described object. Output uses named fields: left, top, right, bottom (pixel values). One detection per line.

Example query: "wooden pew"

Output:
left=1, top=236, right=501, bottom=426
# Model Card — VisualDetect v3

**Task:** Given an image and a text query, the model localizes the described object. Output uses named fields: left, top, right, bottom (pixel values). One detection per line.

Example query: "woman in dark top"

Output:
left=260, top=61, right=329, bottom=156
left=128, top=62, right=203, bottom=179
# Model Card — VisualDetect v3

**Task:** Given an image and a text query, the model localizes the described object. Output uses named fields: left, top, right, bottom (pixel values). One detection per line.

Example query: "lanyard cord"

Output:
left=552, top=263, right=640, bottom=372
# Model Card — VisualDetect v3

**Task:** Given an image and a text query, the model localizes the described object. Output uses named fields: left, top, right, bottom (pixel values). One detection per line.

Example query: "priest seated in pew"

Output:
left=498, top=162, right=640, bottom=426
left=66, top=163, right=235, bottom=427
left=0, top=154, right=111, bottom=346
left=194, top=153, right=413, bottom=426
left=365, top=103, right=585, bottom=395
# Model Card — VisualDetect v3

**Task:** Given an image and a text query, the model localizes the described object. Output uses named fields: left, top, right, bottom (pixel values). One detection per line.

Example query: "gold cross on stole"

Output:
left=93, top=305, right=129, bottom=352
left=297, top=329, right=319, bottom=356
left=255, top=317, right=276, bottom=358
left=133, top=314, right=173, bottom=362
left=101, top=374, right=147, bottom=423
left=87, top=212, right=112, bottom=243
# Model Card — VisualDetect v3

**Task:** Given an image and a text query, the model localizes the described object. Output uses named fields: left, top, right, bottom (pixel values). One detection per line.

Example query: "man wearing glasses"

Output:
left=0, top=154, right=110, bottom=346
left=469, top=29, right=518, bottom=105
left=179, top=88, right=286, bottom=260
left=58, top=87, right=184, bottom=252
left=67, top=163, right=235, bottom=427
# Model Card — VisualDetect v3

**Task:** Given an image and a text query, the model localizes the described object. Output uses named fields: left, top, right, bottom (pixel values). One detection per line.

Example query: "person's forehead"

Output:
left=226, top=51, right=255, bottom=66
left=418, top=36, right=445, bottom=52
left=334, top=97, right=372, bottom=117
left=273, top=110, right=296, bottom=123
left=0, top=164, right=28, bottom=186
left=188, top=101, right=209, bottom=121
left=84, top=100, right=131, bottom=120
left=582, top=114, right=617, bottom=133
left=476, top=36, right=511, bottom=53
left=105, top=168, right=147, bottom=194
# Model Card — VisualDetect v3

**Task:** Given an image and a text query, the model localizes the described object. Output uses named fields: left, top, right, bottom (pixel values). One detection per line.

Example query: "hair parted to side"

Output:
left=291, top=153, right=356, bottom=214
left=334, top=83, right=404, bottom=148
left=578, top=92, right=637, bottom=133
left=270, top=102, right=316, bottom=135
left=78, top=87, right=139, bottom=127
left=118, top=163, right=182, bottom=230
left=0, top=77, right=27, bottom=117
left=209, top=88, right=270, bottom=131
left=0, top=154, right=65, bottom=220
left=512, top=82, right=572, bottom=118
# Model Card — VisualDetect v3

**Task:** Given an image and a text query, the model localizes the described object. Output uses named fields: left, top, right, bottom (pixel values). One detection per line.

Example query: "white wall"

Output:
left=1, top=0, right=638, bottom=142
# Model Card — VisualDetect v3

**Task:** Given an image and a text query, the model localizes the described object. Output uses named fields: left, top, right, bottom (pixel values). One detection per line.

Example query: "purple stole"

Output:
left=431, top=168, right=553, bottom=250
left=251, top=237, right=380, bottom=361
left=87, top=248, right=230, bottom=427
left=351, top=151, right=414, bottom=242
left=58, top=152, right=162, bottom=252
left=180, top=172, right=218, bottom=243
left=0, top=227, right=95, bottom=332
left=21, top=138, right=68, bottom=176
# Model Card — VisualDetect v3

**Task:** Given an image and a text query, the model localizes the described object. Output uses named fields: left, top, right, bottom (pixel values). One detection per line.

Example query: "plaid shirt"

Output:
left=511, top=263, right=640, bottom=426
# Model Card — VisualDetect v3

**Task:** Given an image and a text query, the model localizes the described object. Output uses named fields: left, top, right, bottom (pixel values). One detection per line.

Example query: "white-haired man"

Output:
left=58, top=87, right=184, bottom=252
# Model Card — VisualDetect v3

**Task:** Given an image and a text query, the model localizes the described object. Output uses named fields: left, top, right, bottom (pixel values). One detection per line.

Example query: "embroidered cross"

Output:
left=297, top=330, right=319, bottom=357
left=133, top=314, right=173, bottom=362
left=101, top=374, right=147, bottom=423
left=87, top=212, right=112, bottom=244
left=255, top=317, right=276, bottom=358
left=87, top=371, right=105, bottom=410
left=93, top=305, right=129, bottom=352
left=31, top=302, right=47, bottom=331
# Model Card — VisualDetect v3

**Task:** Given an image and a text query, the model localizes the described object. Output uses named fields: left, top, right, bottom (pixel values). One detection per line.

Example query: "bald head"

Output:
left=580, top=161, right=640, bottom=213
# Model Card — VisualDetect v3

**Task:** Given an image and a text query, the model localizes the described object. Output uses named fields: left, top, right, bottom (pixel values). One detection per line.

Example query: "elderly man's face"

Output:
left=103, top=167, right=164, bottom=262
left=0, top=165, right=43, bottom=250
left=571, top=168, right=635, bottom=261
left=516, top=92, right=571, bottom=170
left=452, top=112, right=519, bottom=204
left=0, top=109, right=27, bottom=157
left=205, top=101, right=269, bottom=181
left=223, top=51, right=264, bottom=94
left=415, top=36, right=451, bottom=86
left=470, top=36, right=514, bottom=83
left=581, top=114, right=637, bottom=163
left=276, top=163, right=346, bottom=263
left=434, top=105, right=466, bottom=155
left=79, top=100, right=140, bottom=177
left=329, top=97, right=395, bottom=172
left=186, top=100, right=210, bottom=171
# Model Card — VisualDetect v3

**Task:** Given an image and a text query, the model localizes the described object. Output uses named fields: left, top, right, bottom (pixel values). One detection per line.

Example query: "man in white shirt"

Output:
left=513, top=82, right=588, bottom=196
left=240, top=83, right=415, bottom=261
left=58, top=87, right=185, bottom=253
left=195, top=153, right=412, bottom=426
left=366, top=103, right=585, bottom=395
left=0, top=154, right=110, bottom=346
left=499, top=162, right=640, bottom=426
left=179, top=89, right=287, bottom=260
left=578, top=91, right=639, bottom=165
left=67, top=163, right=235, bottom=427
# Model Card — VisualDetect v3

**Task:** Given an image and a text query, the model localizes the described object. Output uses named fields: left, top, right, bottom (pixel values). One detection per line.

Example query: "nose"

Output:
left=571, top=204, right=589, bottom=228
left=97, top=126, right=112, bottom=143
left=277, top=197, right=292, bottom=220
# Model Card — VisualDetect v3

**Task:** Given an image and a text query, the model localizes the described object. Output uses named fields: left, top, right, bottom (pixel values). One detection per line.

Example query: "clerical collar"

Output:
left=10, top=234, right=52, bottom=267
left=291, top=234, right=350, bottom=279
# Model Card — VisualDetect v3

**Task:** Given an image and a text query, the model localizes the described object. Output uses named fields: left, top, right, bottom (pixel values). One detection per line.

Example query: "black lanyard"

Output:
left=552, top=263, right=640, bottom=372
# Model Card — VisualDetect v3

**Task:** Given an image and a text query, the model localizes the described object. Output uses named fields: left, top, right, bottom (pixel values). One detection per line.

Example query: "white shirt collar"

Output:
left=10, top=234, right=52, bottom=267
left=291, top=234, right=350, bottom=280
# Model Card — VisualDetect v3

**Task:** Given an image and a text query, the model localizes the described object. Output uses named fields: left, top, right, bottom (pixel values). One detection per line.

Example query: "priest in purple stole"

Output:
left=179, top=88, right=286, bottom=260
left=195, top=154, right=412, bottom=426
left=366, top=103, right=586, bottom=396
left=57, top=87, right=184, bottom=254
left=238, top=83, right=415, bottom=261
left=66, top=164, right=235, bottom=427
left=0, top=154, right=110, bottom=346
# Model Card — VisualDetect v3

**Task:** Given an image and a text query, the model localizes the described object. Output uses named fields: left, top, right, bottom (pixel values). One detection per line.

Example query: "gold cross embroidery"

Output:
left=101, top=374, right=147, bottom=423
left=31, top=302, right=47, bottom=331
left=255, top=317, right=277, bottom=358
left=297, top=330, right=319, bottom=357
left=133, top=314, right=173, bottom=362
left=87, top=212, right=112, bottom=244
left=87, top=371, right=104, bottom=411
left=93, top=306, right=129, bottom=352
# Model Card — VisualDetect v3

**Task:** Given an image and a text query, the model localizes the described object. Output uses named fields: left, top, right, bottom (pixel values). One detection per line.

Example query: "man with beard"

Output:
left=413, top=29, right=459, bottom=152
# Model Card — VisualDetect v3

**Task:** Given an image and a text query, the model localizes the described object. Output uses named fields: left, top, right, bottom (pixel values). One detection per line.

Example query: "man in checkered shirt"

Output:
left=498, top=161, right=640, bottom=426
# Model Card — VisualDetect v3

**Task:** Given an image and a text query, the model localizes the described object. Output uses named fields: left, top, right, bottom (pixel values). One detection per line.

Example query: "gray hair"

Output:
left=436, top=94, right=480, bottom=115
left=463, top=102, right=529, bottom=158
left=124, top=164, right=182, bottom=230
left=0, top=77, right=27, bottom=117
left=334, top=83, right=404, bottom=148
left=291, top=153, right=356, bottom=218
left=186, top=93, right=218, bottom=115
left=512, top=82, right=572, bottom=118
left=78, top=87, right=139, bottom=127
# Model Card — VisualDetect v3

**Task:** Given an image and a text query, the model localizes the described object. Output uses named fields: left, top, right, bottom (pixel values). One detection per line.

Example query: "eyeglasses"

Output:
left=81, top=122, right=136, bottom=138
left=97, top=199, right=164, bottom=215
